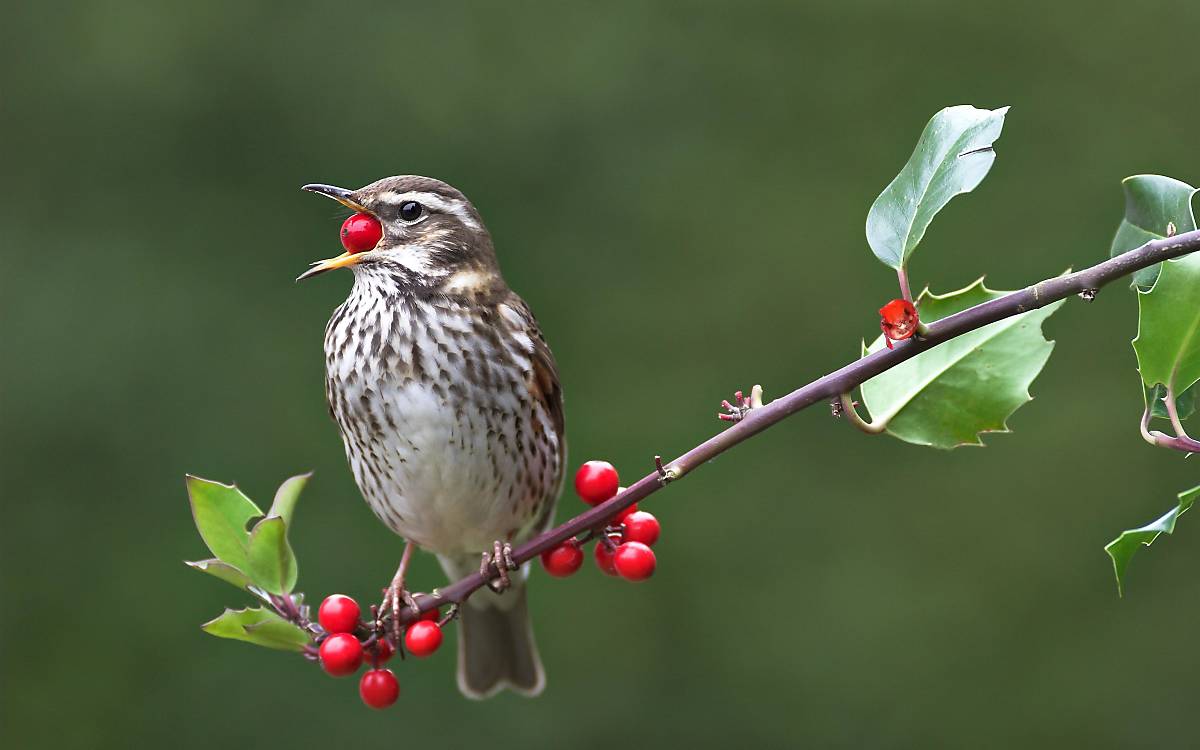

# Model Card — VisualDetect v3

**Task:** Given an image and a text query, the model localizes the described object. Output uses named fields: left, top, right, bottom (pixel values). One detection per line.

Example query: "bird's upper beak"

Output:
left=297, top=183, right=370, bottom=281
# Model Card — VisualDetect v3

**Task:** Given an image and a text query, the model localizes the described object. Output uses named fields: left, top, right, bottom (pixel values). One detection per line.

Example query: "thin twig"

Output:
left=382, top=228, right=1200, bottom=628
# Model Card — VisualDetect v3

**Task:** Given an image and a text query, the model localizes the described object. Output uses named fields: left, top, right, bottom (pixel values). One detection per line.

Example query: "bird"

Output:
left=298, top=176, right=565, bottom=698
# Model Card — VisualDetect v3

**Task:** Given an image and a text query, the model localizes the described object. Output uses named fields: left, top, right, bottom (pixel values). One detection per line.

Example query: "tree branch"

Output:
left=393, top=228, right=1200, bottom=625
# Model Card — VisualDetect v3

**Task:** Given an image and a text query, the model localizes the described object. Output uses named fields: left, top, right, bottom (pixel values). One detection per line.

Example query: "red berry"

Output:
left=405, top=621, right=443, bottom=657
left=359, top=668, right=400, bottom=709
left=622, top=511, right=661, bottom=547
left=541, top=539, right=584, bottom=577
left=613, top=541, right=656, bottom=581
left=340, top=212, right=383, bottom=254
left=575, top=461, right=619, bottom=505
left=319, top=632, right=364, bottom=677
left=368, top=637, right=395, bottom=666
left=594, top=540, right=619, bottom=576
left=318, top=594, right=361, bottom=634
left=418, top=607, right=440, bottom=623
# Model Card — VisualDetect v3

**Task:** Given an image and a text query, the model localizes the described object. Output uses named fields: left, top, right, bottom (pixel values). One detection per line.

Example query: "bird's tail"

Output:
left=438, top=555, right=545, bottom=699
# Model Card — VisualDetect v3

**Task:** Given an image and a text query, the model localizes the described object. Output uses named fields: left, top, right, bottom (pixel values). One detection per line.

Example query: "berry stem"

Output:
left=436, top=604, right=460, bottom=628
left=897, top=266, right=913, bottom=303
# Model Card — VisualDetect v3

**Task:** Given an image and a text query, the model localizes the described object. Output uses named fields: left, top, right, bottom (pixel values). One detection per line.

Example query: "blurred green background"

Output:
left=3, top=1, right=1199, bottom=747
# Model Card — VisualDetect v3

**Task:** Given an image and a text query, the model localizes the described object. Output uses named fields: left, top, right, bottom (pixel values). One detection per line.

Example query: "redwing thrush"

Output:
left=300, top=176, right=565, bottom=698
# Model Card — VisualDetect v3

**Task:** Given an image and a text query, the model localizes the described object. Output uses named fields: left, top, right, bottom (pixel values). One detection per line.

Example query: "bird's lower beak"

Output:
left=298, top=183, right=371, bottom=282
left=296, top=251, right=361, bottom=281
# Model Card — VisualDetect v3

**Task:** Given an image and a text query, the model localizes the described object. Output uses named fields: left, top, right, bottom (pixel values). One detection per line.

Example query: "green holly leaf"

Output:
left=201, top=607, right=309, bottom=651
left=1133, top=251, right=1200, bottom=398
left=1147, top=383, right=1196, bottom=422
left=244, top=516, right=298, bottom=595
left=865, top=105, right=1008, bottom=270
left=1105, top=484, right=1200, bottom=596
left=1109, top=175, right=1197, bottom=290
left=268, top=472, right=310, bottom=529
left=186, top=475, right=263, bottom=571
left=184, top=558, right=252, bottom=590
left=859, top=279, right=1064, bottom=448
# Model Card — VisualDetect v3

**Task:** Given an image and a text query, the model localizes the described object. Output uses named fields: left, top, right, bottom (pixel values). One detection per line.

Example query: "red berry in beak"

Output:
left=340, top=213, right=382, bottom=254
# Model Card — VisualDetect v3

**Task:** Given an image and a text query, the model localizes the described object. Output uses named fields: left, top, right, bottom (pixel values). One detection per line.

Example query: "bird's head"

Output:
left=298, top=175, right=500, bottom=291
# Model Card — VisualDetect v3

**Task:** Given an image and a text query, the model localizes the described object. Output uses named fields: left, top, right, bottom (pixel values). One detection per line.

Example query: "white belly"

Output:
left=324, top=291, right=561, bottom=557
left=348, top=380, right=542, bottom=553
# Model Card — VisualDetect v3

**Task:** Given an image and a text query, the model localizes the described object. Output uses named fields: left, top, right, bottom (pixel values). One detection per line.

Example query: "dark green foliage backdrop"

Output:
left=3, top=2, right=1199, bottom=747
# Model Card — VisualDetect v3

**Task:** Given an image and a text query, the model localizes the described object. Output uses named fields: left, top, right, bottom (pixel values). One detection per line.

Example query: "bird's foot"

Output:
left=481, top=541, right=518, bottom=593
left=377, top=543, right=416, bottom=646
left=718, top=384, right=764, bottom=423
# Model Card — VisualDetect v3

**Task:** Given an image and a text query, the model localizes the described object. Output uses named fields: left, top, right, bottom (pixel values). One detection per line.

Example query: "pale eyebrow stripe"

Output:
left=377, top=191, right=481, bottom=230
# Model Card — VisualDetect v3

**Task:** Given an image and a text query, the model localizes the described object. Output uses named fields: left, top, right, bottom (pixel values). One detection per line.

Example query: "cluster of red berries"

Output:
left=540, top=460, right=661, bottom=581
left=315, top=594, right=443, bottom=709
left=315, top=460, right=656, bottom=708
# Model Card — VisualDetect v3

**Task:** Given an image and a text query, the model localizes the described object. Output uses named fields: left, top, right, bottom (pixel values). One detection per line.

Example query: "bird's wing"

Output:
left=499, top=292, right=566, bottom=534
left=499, top=292, right=565, bottom=442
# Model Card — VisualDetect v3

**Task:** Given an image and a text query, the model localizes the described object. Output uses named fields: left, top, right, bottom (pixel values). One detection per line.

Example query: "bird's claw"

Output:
left=402, top=591, right=420, bottom=618
left=481, top=541, right=517, bottom=593
left=377, top=543, right=415, bottom=647
left=718, top=384, right=764, bottom=423
left=380, top=581, right=411, bottom=646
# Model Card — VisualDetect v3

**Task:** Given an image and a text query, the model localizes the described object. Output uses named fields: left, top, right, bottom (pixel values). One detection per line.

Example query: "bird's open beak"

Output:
left=297, top=183, right=370, bottom=281
left=296, top=250, right=360, bottom=281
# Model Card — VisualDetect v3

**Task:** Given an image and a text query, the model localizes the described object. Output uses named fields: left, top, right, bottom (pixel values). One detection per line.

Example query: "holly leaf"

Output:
left=859, top=279, right=1063, bottom=448
left=865, top=105, right=1008, bottom=270
left=186, top=475, right=263, bottom=571
left=245, top=516, right=298, bottom=595
left=201, top=607, right=309, bottom=651
left=1109, top=175, right=1198, bottom=290
left=268, top=472, right=311, bottom=528
left=1147, top=383, right=1196, bottom=422
left=184, top=558, right=252, bottom=590
left=1133, top=251, right=1200, bottom=398
left=1105, top=484, right=1200, bottom=596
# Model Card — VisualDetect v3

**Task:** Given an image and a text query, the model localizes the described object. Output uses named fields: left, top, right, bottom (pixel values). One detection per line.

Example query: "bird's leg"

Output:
left=480, top=540, right=517, bottom=593
left=379, top=541, right=414, bottom=646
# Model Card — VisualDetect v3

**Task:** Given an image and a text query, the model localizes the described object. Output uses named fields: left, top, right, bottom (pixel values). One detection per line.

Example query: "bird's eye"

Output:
left=399, top=201, right=423, bottom=222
